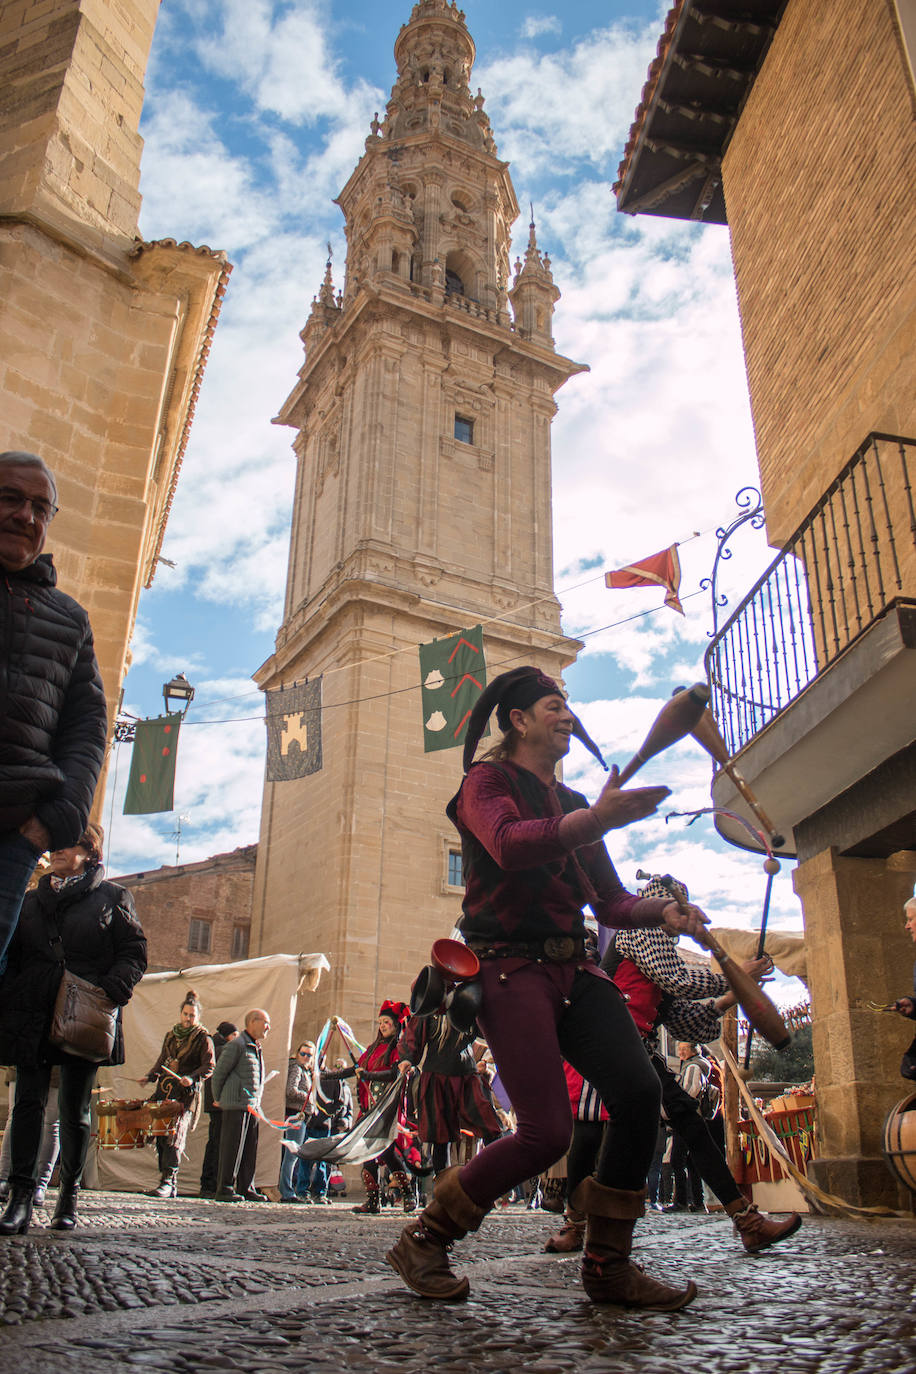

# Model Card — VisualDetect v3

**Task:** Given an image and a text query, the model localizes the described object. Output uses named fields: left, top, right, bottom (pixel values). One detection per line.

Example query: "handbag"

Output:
left=43, top=906, right=118, bottom=1063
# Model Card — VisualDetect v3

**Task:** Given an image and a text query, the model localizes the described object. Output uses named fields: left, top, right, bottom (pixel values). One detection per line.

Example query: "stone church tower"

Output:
left=252, top=0, right=585, bottom=1034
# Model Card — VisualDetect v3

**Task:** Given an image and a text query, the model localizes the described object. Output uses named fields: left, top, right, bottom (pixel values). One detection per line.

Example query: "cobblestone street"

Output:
left=0, top=1192, right=914, bottom=1372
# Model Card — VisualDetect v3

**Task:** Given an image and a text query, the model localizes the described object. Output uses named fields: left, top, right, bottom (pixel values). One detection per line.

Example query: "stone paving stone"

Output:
left=1, top=1194, right=915, bottom=1372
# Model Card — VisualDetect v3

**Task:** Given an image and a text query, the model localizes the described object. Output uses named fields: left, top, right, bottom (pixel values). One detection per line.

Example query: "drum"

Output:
left=881, top=1091, right=916, bottom=1192
left=97, top=1098, right=150, bottom=1149
left=148, top=1100, right=184, bottom=1139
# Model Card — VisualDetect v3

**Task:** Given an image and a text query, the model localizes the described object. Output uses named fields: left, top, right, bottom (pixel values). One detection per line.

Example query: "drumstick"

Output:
left=690, top=709, right=785, bottom=848
left=617, top=684, right=711, bottom=785
left=655, top=872, right=791, bottom=1052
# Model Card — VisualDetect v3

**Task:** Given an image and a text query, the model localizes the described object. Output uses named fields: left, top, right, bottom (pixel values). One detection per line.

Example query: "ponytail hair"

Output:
left=180, top=988, right=202, bottom=1014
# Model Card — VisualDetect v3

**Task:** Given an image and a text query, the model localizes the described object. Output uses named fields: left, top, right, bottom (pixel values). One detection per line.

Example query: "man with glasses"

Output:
left=0, top=451, right=107, bottom=969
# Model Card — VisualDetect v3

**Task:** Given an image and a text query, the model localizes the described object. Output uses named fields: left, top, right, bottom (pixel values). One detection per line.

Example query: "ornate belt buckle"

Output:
left=543, top=936, right=575, bottom=962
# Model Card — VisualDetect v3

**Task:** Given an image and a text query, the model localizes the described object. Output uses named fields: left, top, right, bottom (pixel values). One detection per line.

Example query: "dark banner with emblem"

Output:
left=419, top=626, right=487, bottom=754
left=123, top=715, right=182, bottom=815
left=265, top=678, right=322, bottom=781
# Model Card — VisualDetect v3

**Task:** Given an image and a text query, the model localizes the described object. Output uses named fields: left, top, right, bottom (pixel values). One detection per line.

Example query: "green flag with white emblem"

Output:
left=123, top=715, right=182, bottom=814
left=419, top=626, right=487, bottom=753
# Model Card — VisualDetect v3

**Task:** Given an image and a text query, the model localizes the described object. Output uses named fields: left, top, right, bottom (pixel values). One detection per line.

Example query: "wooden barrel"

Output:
left=882, top=1091, right=916, bottom=1192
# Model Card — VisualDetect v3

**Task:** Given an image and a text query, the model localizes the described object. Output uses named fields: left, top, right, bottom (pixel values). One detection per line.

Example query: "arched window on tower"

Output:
left=445, top=268, right=465, bottom=297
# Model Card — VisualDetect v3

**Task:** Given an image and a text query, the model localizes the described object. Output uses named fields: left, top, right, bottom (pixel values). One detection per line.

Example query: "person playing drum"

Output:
left=140, top=989, right=214, bottom=1198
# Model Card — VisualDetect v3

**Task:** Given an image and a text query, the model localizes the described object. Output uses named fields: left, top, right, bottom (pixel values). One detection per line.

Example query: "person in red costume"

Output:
left=348, top=1001, right=414, bottom=1215
left=386, top=666, right=709, bottom=1310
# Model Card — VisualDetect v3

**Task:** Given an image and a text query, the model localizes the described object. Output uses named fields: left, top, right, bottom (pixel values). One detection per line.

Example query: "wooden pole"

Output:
left=722, top=1005, right=742, bottom=1184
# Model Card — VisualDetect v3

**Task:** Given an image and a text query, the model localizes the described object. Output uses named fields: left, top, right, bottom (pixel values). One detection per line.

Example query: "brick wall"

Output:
left=723, top=0, right=916, bottom=547
left=114, top=846, right=257, bottom=974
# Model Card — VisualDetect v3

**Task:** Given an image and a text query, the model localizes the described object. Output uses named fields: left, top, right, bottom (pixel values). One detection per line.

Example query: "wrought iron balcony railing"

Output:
left=705, top=433, right=916, bottom=757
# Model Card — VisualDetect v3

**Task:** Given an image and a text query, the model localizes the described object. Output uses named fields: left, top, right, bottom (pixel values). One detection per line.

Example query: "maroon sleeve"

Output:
left=581, top=841, right=669, bottom=929
left=457, top=764, right=586, bottom=870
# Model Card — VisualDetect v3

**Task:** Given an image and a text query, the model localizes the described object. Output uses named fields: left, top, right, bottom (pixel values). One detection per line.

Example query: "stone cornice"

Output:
left=256, top=541, right=579, bottom=686
left=275, top=282, right=586, bottom=429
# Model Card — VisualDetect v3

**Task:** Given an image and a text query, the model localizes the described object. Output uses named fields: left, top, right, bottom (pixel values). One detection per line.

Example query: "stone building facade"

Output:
left=616, top=0, right=916, bottom=1206
left=252, top=0, right=585, bottom=1035
left=114, top=845, right=257, bottom=975
left=0, top=0, right=229, bottom=758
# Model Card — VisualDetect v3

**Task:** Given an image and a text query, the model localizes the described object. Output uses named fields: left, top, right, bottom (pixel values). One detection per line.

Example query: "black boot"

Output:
left=0, top=1182, right=34, bottom=1236
left=50, top=1183, right=79, bottom=1231
left=148, top=1170, right=178, bottom=1199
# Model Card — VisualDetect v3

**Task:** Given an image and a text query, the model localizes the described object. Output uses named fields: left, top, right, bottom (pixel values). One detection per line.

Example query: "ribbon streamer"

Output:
left=281, top=1076, right=407, bottom=1167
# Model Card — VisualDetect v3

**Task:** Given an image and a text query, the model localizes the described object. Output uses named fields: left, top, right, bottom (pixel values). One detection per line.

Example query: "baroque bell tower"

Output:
left=251, top=0, right=586, bottom=1032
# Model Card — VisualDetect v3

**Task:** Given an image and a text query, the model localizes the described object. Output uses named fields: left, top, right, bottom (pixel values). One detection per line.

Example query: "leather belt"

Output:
left=469, top=936, right=585, bottom=964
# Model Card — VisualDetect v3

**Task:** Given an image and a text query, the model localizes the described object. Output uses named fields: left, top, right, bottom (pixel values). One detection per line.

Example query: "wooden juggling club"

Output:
left=616, top=683, right=711, bottom=785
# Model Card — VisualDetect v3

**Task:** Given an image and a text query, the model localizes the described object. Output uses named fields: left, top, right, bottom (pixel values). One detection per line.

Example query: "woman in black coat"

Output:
left=0, top=822, right=147, bottom=1235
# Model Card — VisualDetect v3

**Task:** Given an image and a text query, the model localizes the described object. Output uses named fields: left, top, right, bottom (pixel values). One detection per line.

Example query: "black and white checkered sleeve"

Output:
left=662, top=999, right=724, bottom=1044
left=615, top=927, right=729, bottom=1000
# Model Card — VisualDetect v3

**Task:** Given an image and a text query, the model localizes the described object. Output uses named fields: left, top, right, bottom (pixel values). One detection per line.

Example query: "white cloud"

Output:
left=520, top=16, right=562, bottom=40
left=477, top=16, right=662, bottom=175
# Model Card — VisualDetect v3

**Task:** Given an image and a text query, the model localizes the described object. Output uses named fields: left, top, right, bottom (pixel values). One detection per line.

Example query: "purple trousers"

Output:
left=459, top=959, right=660, bottom=1210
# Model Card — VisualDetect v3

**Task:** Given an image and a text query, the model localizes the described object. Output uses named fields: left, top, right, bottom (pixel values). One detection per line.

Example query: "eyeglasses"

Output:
left=0, top=486, right=59, bottom=524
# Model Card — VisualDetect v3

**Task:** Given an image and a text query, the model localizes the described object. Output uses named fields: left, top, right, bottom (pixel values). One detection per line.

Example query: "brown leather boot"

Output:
left=386, top=1165, right=488, bottom=1300
left=726, top=1198, right=802, bottom=1253
left=572, top=1177, right=697, bottom=1310
left=544, top=1205, right=585, bottom=1253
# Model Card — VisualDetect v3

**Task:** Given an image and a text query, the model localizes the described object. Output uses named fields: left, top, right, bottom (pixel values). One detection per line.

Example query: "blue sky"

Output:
left=101, top=0, right=805, bottom=1001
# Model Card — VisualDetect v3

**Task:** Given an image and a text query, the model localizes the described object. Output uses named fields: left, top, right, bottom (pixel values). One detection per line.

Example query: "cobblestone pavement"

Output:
left=0, top=1192, right=914, bottom=1373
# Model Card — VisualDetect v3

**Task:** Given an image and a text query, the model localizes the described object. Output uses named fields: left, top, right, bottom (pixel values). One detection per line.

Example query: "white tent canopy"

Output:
left=91, top=952, right=329, bottom=1192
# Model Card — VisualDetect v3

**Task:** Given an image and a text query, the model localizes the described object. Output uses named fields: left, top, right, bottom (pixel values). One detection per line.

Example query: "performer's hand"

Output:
left=660, top=901, right=710, bottom=940
left=590, top=766, right=671, bottom=832
left=896, top=997, right=915, bottom=1018
left=212, top=1101, right=220, bottom=1108
left=743, top=955, right=774, bottom=985
left=398, top=1060, right=412, bottom=1076
left=179, top=1075, right=192, bottom=1087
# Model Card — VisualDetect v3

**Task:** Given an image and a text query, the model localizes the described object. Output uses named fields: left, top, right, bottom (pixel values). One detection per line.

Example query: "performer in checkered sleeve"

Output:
left=602, top=872, right=802, bottom=1254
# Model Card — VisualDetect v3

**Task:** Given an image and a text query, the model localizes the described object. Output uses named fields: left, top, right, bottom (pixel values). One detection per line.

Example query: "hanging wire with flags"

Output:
left=605, top=544, right=684, bottom=615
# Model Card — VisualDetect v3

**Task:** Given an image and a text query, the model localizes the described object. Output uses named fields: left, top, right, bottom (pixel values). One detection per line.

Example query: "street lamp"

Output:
left=162, top=672, right=195, bottom=717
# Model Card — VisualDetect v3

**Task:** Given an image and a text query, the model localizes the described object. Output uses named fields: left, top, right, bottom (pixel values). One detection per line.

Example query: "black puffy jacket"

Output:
left=0, top=553, right=107, bottom=847
left=0, top=865, right=147, bottom=1068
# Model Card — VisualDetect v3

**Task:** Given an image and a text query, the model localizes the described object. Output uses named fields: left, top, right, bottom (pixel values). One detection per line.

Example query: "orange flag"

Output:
left=605, top=544, right=684, bottom=615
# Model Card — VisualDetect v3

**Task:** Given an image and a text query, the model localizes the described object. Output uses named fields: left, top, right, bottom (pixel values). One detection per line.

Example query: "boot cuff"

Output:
left=433, top=1166, right=489, bottom=1233
left=571, top=1177, right=646, bottom=1220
